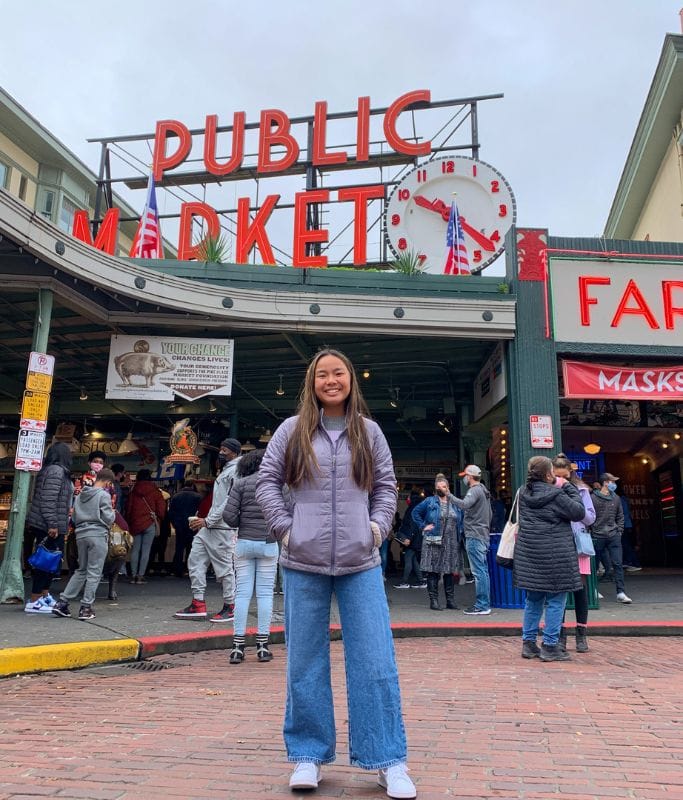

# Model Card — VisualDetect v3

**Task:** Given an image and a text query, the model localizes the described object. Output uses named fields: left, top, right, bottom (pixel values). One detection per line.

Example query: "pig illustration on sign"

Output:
left=113, top=351, right=175, bottom=387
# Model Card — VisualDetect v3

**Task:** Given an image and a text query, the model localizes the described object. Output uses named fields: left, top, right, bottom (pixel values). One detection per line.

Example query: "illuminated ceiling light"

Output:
left=641, top=457, right=648, bottom=464
left=275, top=374, right=285, bottom=397
left=117, top=432, right=138, bottom=455
left=388, top=386, right=400, bottom=408
left=438, top=419, right=446, bottom=428
left=501, top=439, right=506, bottom=445
left=662, top=442, right=669, bottom=449
left=501, top=429, right=507, bottom=435
left=362, top=369, right=370, bottom=379
left=79, top=387, right=88, bottom=401
left=674, top=433, right=681, bottom=440
left=208, top=399, right=218, bottom=412
left=584, top=443, right=601, bottom=455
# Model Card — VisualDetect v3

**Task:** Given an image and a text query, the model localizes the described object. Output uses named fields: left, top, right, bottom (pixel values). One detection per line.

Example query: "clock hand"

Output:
left=459, top=217, right=496, bottom=252
left=413, top=195, right=451, bottom=221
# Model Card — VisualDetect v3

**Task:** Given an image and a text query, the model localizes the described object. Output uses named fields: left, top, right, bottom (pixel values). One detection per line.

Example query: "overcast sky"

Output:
left=1, top=0, right=679, bottom=269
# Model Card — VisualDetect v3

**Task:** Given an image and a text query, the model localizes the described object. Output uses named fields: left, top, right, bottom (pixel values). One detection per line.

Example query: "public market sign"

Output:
left=549, top=259, right=683, bottom=346
left=562, top=360, right=683, bottom=400
left=105, top=335, right=234, bottom=401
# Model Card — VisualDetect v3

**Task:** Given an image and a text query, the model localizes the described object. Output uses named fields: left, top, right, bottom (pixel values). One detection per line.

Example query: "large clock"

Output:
left=384, top=155, right=516, bottom=274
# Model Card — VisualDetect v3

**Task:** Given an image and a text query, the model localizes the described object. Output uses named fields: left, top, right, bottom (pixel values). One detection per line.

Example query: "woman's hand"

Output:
left=370, top=521, right=382, bottom=548
left=423, top=523, right=435, bottom=532
left=47, top=527, right=58, bottom=538
left=554, top=476, right=567, bottom=487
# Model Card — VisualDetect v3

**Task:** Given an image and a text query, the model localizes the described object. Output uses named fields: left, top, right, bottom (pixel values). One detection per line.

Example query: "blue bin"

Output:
left=487, top=533, right=526, bottom=609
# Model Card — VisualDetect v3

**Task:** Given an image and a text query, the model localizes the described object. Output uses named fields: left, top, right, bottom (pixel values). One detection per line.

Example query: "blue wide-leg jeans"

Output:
left=282, top=565, right=407, bottom=769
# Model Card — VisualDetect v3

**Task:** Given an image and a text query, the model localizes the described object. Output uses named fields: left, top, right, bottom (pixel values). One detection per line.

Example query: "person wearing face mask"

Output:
left=174, top=438, right=241, bottom=622
left=591, top=472, right=631, bottom=604
left=449, top=465, right=493, bottom=615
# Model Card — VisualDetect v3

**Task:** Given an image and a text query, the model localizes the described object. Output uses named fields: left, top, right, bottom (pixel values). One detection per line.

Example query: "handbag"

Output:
left=496, top=489, right=520, bottom=570
left=108, top=523, right=133, bottom=560
left=573, top=526, right=595, bottom=557
left=27, top=538, right=63, bottom=574
left=142, top=497, right=162, bottom=537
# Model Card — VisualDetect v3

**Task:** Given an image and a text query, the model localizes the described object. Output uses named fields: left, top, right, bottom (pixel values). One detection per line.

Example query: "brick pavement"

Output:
left=1, top=636, right=682, bottom=800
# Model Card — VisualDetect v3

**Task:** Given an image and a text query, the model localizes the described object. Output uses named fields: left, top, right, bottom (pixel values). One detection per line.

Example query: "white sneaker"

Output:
left=393, top=583, right=411, bottom=590
left=378, top=763, right=416, bottom=799
left=598, top=592, right=604, bottom=600
left=42, top=594, right=56, bottom=608
left=24, top=599, right=53, bottom=614
left=616, top=592, right=632, bottom=604
left=288, top=762, right=321, bottom=790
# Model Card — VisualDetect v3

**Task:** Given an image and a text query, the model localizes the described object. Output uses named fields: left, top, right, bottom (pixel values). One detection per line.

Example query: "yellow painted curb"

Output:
left=0, top=639, right=140, bottom=677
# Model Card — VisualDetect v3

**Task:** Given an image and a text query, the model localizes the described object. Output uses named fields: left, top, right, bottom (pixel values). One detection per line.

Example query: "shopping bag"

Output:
left=496, top=489, right=520, bottom=570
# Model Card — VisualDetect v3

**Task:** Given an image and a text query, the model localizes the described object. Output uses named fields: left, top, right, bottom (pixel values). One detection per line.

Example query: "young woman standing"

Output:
left=256, top=349, right=416, bottom=799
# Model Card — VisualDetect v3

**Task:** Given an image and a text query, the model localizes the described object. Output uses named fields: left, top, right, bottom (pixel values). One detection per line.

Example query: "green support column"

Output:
left=505, top=228, right=561, bottom=491
left=0, top=288, right=54, bottom=603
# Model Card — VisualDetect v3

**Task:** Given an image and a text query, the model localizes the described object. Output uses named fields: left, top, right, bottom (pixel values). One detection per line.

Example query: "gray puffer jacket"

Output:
left=223, top=455, right=275, bottom=543
left=255, top=414, right=397, bottom=576
left=27, top=464, right=74, bottom=535
left=513, top=480, right=586, bottom=593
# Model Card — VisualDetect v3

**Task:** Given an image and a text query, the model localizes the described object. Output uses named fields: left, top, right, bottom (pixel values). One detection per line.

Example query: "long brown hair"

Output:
left=284, top=348, right=374, bottom=491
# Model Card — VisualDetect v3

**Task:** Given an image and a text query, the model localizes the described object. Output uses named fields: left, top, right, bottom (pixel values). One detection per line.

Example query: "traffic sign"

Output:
left=15, top=429, right=46, bottom=471
left=20, top=390, right=50, bottom=431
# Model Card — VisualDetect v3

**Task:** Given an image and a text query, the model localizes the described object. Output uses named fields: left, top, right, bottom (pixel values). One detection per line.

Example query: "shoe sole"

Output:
left=209, top=617, right=234, bottom=623
left=463, top=610, right=491, bottom=615
left=79, top=616, right=95, bottom=621
left=173, top=613, right=208, bottom=619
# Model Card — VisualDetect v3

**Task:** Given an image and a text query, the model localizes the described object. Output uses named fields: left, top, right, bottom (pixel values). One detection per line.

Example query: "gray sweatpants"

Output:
left=188, top=527, right=236, bottom=603
left=61, top=532, right=108, bottom=606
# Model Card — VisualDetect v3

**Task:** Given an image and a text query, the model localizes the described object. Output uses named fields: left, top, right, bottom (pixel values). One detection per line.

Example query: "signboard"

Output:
left=28, top=351, right=55, bottom=376
left=529, top=414, right=554, bottom=448
left=15, top=429, right=46, bottom=471
left=549, top=258, right=683, bottom=346
left=20, top=390, right=50, bottom=430
left=105, top=335, right=234, bottom=401
left=562, top=360, right=683, bottom=400
left=26, top=371, right=52, bottom=392
left=473, top=342, right=507, bottom=421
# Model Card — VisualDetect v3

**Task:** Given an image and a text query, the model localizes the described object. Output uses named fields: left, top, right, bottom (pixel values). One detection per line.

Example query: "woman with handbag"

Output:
left=125, top=469, right=166, bottom=584
left=551, top=454, right=596, bottom=653
left=411, top=474, right=464, bottom=611
left=255, top=349, right=416, bottom=799
left=514, top=456, right=587, bottom=662
left=25, top=442, right=74, bottom=614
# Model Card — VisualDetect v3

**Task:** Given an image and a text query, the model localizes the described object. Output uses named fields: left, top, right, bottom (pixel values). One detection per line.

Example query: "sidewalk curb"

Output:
left=3, top=621, right=682, bottom=678
left=0, top=638, right=140, bottom=678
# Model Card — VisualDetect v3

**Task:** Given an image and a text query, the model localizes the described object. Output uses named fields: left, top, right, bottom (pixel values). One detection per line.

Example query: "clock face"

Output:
left=384, top=156, right=516, bottom=274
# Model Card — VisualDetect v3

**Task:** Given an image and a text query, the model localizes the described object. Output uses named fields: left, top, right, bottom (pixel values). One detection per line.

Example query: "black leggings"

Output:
left=562, top=576, right=588, bottom=626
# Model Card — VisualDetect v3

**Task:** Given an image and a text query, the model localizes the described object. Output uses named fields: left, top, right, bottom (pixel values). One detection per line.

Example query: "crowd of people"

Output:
left=19, top=347, right=642, bottom=799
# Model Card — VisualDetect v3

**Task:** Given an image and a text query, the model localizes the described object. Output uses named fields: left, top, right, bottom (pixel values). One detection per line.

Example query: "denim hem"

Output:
left=287, top=755, right=336, bottom=766
left=350, top=756, right=407, bottom=770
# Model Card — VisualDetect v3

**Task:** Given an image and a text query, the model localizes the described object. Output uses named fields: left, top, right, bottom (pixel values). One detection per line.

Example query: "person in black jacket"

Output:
left=222, top=449, right=278, bottom=664
left=25, top=442, right=74, bottom=614
left=168, top=481, right=202, bottom=577
left=514, top=456, right=586, bottom=662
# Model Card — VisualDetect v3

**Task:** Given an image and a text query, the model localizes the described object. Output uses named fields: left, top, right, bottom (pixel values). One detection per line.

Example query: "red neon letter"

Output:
left=383, top=90, right=432, bottom=156
left=257, top=109, right=300, bottom=174
left=72, top=208, right=119, bottom=254
left=235, top=194, right=279, bottom=264
left=610, top=279, right=660, bottom=329
left=153, top=120, right=192, bottom=181
left=578, top=276, right=610, bottom=326
left=177, top=202, right=220, bottom=261
left=293, top=190, right=329, bottom=268
left=203, top=112, right=245, bottom=176
left=356, top=96, right=370, bottom=163
left=337, top=185, right=385, bottom=265
left=663, top=280, right=683, bottom=330
left=312, top=101, right=348, bottom=167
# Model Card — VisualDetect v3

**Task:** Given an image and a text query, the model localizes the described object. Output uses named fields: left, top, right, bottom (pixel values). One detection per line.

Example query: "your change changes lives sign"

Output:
left=106, top=335, right=234, bottom=401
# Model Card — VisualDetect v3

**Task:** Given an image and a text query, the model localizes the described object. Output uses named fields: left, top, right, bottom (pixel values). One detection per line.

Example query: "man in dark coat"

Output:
left=168, top=481, right=202, bottom=577
left=592, top=472, right=631, bottom=604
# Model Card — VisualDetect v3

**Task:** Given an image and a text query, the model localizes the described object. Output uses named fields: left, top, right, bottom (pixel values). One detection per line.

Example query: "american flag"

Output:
left=444, top=200, right=470, bottom=275
left=129, top=175, right=164, bottom=259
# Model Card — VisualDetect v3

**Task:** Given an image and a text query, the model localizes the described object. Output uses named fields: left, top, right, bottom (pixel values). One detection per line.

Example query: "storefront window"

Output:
left=58, top=197, right=77, bottom=233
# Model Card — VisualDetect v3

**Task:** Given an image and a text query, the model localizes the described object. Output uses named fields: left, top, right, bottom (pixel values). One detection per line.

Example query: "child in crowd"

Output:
left=53, top=468, right=116, bottom=620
